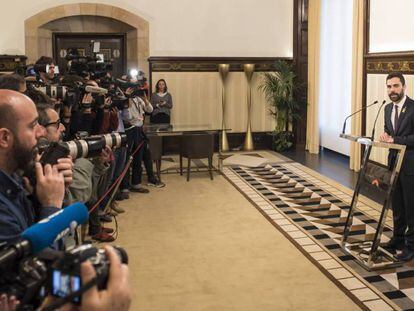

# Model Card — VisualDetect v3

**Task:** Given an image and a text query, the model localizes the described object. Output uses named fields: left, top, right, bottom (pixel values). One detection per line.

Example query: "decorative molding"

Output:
left=148, top=57, right=292, bottom=72
left=365, top=52, right=414, bottom=74
left=366, top=60, right=414, bottom=74
left=0, top=55, right=27, bottom=72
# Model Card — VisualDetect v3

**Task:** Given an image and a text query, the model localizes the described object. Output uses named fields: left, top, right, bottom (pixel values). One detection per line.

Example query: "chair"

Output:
left=179, top=132, right=214, bottom=181
left=148, top=135, right=163, bottom=180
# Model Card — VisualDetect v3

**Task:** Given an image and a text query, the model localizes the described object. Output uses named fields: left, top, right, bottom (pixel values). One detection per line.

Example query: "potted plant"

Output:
left=259, top=60, right=304, bottom=151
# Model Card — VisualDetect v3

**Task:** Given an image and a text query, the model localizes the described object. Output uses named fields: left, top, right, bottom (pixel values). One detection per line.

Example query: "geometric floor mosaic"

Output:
left=224, top=162, right=414, bottom=311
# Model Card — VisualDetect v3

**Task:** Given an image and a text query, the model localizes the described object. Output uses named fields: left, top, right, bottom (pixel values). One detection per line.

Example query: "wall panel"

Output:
left=152, top=72, right=275, bottom=133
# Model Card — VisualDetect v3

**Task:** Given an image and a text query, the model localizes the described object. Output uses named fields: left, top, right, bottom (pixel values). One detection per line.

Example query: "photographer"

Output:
left=35, top=102, right=115, bottom=242
left=0, top=90, right=65, bottom=244
left=35, top=56, right=59, bottom=85
left=120, top=83, right=164, bottom=196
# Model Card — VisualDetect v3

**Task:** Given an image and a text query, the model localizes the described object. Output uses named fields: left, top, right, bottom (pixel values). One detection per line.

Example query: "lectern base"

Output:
left=342, top=241, right=403, bottom=271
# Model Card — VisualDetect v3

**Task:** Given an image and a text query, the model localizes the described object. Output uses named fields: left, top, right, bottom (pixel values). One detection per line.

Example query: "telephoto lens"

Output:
left=36, top=85, right=67, bottom=100
left=64, top=133, right=127, bottom=159
left=65, top=137, right=106, bottom=159
left=102, top=133, right=127, bottom=149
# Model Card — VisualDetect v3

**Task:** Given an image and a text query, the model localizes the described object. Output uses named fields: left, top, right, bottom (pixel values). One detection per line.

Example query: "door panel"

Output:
left=53, top=33, right=126, bottom=78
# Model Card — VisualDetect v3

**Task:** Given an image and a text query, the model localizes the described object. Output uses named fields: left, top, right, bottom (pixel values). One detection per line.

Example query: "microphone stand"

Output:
left=342, top=100, right=378, bottom=134
left=370, top=100, right=387, bottom=140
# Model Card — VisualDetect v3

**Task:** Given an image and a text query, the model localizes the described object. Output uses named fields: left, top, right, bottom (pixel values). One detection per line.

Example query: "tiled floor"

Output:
left=221, top=153, right=414, bottom=310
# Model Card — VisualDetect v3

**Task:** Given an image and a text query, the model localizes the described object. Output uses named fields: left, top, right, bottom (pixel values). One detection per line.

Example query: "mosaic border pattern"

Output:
left=223, top=162, right=414, bottom=310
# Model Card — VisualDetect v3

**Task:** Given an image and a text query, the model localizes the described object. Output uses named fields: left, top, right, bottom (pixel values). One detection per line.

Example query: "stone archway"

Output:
left=24, top=3, right=149, bottom=74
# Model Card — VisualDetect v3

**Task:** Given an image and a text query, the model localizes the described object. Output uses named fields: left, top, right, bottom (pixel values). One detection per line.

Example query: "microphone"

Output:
left=371, top=100, right=387, bottom=140
left=0, top=202, right=88, bottom=265
left=342, top=100, right=378, bottom=134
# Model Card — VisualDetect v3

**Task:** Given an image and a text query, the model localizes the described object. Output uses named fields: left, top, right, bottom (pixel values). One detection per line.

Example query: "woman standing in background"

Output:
left=150, top=79, right=173, bottom=124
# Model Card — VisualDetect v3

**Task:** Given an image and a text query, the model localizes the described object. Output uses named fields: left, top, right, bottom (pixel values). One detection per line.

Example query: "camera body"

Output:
left=65, top=48, right=113, bottom=79
left=50, top=244, right=128, bottom=303
left=115, top=78, right=146, bottom=98
left=0, top=243, right=128, bottom=308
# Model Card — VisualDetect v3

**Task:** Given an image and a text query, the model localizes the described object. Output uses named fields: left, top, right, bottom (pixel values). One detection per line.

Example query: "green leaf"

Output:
left=258, top=60, right=306, bottom=132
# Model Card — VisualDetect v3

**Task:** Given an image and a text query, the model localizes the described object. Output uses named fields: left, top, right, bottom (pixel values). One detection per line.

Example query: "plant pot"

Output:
left=270, top=131, right=294, bottom=152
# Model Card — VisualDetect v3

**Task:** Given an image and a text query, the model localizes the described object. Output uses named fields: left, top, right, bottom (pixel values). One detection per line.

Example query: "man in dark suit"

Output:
left=380, top=72, right=414, bottom=261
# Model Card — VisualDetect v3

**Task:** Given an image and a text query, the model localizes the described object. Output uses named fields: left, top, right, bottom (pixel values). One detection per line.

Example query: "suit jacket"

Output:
left=384, top=96, right=414, bottom=174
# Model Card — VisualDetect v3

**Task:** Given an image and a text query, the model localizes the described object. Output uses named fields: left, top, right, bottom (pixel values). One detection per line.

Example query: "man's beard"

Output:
left=12, top=136, right=38, bottom=173
left=389, top=90, right=404, bottom=102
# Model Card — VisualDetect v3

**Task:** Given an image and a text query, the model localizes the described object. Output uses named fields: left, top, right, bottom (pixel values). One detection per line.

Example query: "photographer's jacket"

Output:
left=123, top=97, right=153, bottom=128
left=0, top=170, right=59, bottom=244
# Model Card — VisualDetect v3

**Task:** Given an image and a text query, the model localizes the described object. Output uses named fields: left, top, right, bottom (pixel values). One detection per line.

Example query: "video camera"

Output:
left=39, top=133, right=128, bottom=165
left=26, top=78, right=108, bottom=111
left=115, top=78, right=146, bottom=98
left=65, top=42, right=113, bottom=79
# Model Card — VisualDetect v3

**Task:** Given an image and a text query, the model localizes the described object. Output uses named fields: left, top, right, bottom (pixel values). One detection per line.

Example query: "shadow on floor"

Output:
left=278, top=147, right=382, bottom=204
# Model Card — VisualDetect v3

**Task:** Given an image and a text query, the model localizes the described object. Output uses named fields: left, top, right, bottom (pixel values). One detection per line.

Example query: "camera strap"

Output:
left=41, top=277, right=98, bottom=311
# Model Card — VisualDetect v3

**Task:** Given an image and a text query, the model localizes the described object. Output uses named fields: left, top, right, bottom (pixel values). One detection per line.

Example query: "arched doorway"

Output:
left=24, top=3, right=150, bottom=74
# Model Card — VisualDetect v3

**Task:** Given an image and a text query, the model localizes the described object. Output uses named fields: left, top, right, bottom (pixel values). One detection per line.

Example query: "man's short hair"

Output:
left=0, top=100, right=17, bottom=132
left=25, top=87, right=54, bottom=106
left=36, top=102, right=53, bottom=126
left=386, top=72, right=406, bottom=86
left=35, top=56, right=54, bottom=66
left=0, top=74, right=25, bottom=92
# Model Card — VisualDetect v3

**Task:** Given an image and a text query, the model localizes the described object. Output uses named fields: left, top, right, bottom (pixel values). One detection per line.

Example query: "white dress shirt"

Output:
left=391, top=95, right=407, bottom=131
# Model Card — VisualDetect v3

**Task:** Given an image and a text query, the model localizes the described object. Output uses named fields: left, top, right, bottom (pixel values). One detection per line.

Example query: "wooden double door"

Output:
left=53, top=33, right=126, bottom=78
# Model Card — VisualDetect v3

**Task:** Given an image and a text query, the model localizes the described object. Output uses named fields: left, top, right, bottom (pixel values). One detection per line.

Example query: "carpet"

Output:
left=223, top=161, right=414, bottom=311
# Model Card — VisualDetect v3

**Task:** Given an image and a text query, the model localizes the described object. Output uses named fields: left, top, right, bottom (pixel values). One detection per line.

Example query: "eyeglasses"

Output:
left=44, top=119, right=61, bottom=129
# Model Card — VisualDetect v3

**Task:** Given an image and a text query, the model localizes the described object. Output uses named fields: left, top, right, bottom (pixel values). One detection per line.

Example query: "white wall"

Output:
left=0, top=0, right=293, bottom=57
left=370, top=0, right=414, bottom=53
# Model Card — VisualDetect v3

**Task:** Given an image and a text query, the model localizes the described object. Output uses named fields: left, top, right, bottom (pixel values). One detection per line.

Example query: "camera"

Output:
left=65, top=133, right=127, bottom=159
left=115, top=78, right=146, bottom=98
left=39, top=133, right=128, bottom=165
left=50, top=244, right=128, bottom=303
left=35, top=84, right=67, bottom=100
left=65, top=46, right=113, bottom=79
left=107, top=87, right=129, bottom=110
left=0, top=243, right=127, bottom=308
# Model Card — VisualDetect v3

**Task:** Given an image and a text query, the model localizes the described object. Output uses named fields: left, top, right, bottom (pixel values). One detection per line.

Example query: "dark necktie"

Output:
left=394, top=105, right=399, bottom=131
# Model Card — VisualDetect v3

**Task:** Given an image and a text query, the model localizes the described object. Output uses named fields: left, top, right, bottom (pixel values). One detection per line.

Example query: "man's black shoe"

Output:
left=397, top=247, right=414, bottom=262
left=382, top=239, right=405, bottom=253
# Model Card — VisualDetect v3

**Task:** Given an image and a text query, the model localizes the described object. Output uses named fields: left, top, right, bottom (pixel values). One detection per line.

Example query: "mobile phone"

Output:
left=51, top=269, right=82, bottom=303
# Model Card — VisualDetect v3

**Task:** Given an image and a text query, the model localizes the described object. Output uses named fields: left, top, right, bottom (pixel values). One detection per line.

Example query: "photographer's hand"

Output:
left=56, top=157, right=74, bottom=187
left=125, top=87, right=134, bottom=97
left=97, top=146, right=112, bottom=164
left=81, top=246, right=131, bottom=311
left=81, top=93, right=93, bottom=113
left=0, top=294, right=19, bottom=311
left=35, top=163, right=65, bottom=208
left=104, top=97, right=112, bottom=108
